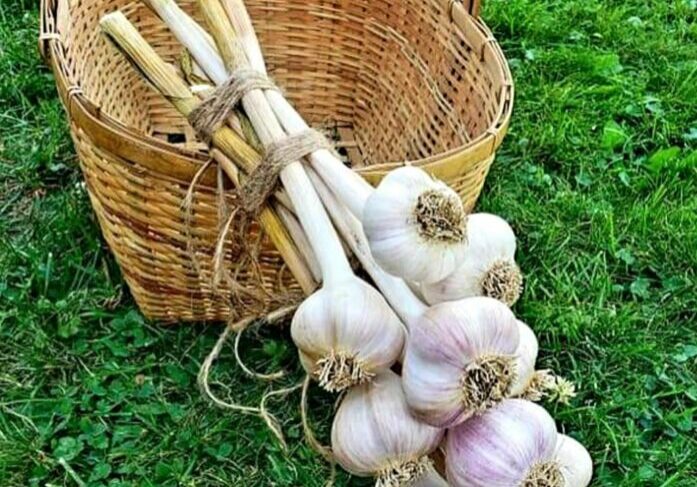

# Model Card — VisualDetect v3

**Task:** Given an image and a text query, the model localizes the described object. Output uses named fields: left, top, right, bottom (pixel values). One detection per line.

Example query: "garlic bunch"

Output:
left=446, top=399, right=593, bottom=487
left=362, top=167, right=469, bottom=284
left=147, top=0, right=407, bottom=394
left=292, top=279, right=405, bottom=392
left=402, top=297, right=538, bottom=427
left=332, top=370, right=447, bottom=487
left=421, top=213, right=523, bottom=306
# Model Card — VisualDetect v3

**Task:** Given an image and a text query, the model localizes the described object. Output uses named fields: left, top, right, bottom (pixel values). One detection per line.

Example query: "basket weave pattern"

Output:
left=40, top=0, right=513, bottom=323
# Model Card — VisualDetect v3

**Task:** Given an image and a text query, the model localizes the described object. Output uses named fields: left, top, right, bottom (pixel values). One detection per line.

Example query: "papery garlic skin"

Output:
left=422, top=213, right=523, bottom=306
left=510, top=320, right=540, bottom=397
left=332, top=370, right=444, bottom=485
left=556, top=434, right=593, bottom=487
left=402, top=297, right=525, bottom=427
left=446, top=399, right=561, bottom=487
left=291, top=278, right=405, bottom=392
left=362, top=167, right=468, bottom=284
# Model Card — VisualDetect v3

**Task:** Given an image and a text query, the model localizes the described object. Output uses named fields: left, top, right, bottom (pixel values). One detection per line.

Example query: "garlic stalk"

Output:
left=332, top=370, right=447, bottom=487
left=145, top=0, right=405, bottom=392
left=446, top=399, right=593, bottom=487
left=421, top=213, right=523, bottom=306
left=216, top=0, right=470, bottom=284
left=99, top=11, right=318, bottom=295
left=306, top=168, right=428, bottom=327
left=218, top=0, right=373, bottom=217
left=402, top=297, right=537, bottom=427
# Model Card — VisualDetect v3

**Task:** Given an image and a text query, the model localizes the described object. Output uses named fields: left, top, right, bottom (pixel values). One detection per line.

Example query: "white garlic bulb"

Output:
left=556, top=434, right=593, bottom=487
left=446, top=399, right=593, bottom=487
left=510, top=320, right=540, bottom=397
left=362, top=166, right=469, bottom=284
left=331, top=370, right=446, bottom=486
left=421, top=213, right=523, bottom=306
left=402, top=297, right=540, bottom=427
left=291, top=278, right=405, bottom=392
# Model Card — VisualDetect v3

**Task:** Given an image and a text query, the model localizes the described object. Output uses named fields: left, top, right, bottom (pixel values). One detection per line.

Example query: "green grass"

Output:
left=1, top=0, right=696, bottom=485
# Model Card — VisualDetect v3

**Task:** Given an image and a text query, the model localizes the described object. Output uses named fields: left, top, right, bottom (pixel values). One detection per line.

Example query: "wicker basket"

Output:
left=39, top=0, right=514, bottom=323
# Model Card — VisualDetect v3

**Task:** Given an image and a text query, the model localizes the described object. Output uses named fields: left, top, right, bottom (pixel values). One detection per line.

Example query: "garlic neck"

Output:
left=412, top=189, right=467, bottom=244
left=521, top=461, right=564, bottom=487
left=221, top=0, right=375, bottom=218
left=480, top=260, right=524, bottom=307
left=307, top=168, right=428, bottom=328
left=376, top=456, right=434, bottom=487
left=461, top=355, right=516, bottom=414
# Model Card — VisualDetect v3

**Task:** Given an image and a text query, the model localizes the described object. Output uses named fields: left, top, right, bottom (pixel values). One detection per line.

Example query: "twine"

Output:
left=241, top=129, right=332, bottom=213
left=188, top=68, right=278, bottom=142
left=181, top=158, right=215, bottom=277
left=197, top=306, right=298, bottom=449
left=301, top=375, right=337, bottom=487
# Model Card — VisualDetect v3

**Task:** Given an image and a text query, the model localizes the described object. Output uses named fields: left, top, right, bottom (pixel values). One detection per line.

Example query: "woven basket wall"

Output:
left=39, top=0, right=514, bottom=323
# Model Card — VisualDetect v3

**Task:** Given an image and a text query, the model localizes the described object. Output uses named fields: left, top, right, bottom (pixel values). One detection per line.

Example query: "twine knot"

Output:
left=241, top=129, right=332, bottom=212
left=188, top=67, right=278, bottom=141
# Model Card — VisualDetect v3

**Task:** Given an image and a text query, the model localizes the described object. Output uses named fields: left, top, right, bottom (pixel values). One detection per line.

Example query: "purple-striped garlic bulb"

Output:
left=402, top=297, right=538, bottom=427
left=421, top=213, right=523, bottom=307
left=331, top=370, right=447, bottom=487
left=446, top=399, right=592, bottom=487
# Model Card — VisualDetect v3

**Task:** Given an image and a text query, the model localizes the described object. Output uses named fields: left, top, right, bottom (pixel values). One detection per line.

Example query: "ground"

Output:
left=1, top=0, right=696, bottom=485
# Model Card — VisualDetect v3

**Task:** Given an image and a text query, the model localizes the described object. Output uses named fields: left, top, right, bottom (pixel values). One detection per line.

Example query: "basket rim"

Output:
left=39, top=0, right=513, bottom=186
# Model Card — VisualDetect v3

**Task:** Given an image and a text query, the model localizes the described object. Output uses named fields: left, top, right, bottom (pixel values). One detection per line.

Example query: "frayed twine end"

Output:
left=376, top=456, right=432, bottom=487
left=314, top=351, right=374, bottom=393
left=481, top=259, right=524, bottom=307
left=461, top=355, right=516, bottom=414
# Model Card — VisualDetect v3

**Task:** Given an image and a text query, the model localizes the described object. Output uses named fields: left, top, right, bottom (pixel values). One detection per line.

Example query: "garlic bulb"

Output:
left=556, top=434, right=593, bottom=487
left=362, top=166, right=469, bottom=284
left=332, top=370, right=446, bottom=486
left=403, top=297, right=539, bottom=427
left=421, top=213, right=523, bottom=306
left=510, top=320, right=540, bottom=397
left=291, top=278, right=405, bottom=392
left=446, top=400, right=592, bottom=487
